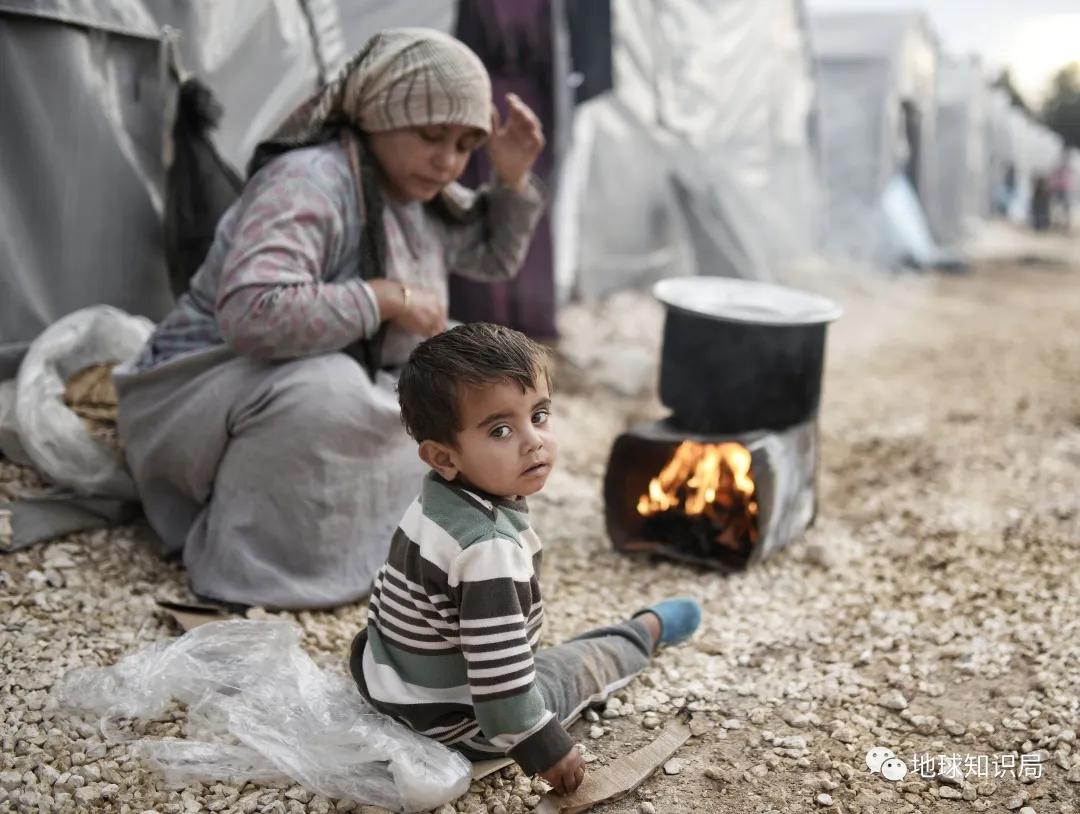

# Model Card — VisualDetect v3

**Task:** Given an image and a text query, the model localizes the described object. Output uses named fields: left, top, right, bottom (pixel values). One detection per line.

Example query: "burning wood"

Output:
left=635, top=442, right=758, bottom=563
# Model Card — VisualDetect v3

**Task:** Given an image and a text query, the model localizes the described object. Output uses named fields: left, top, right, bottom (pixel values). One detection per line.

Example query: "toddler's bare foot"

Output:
left=637, top=611, right=662, bottom=646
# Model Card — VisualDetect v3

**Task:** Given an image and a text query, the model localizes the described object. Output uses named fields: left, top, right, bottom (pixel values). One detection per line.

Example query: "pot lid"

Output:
left=653, top=277, right=843, bottom=326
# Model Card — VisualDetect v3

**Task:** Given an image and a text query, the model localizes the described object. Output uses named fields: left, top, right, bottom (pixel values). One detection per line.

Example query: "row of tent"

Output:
left=1, top=0, right=1076, bottom=377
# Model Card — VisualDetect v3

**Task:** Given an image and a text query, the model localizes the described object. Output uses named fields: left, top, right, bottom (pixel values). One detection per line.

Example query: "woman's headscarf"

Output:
left=249, top=28, right=492, bottom=190
left=247, top=29, right=494, bottom=379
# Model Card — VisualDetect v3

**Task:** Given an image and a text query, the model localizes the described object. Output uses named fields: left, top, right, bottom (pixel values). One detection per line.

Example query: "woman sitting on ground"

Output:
left=114, top=29, right=546, bottom=609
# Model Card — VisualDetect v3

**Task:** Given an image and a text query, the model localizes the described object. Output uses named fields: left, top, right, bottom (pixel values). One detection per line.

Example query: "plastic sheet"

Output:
left=12, top=306, right=152, bottom=498
left=54, top=620, right=472, bottom=812
left=881, top=173, right=959, bottom=269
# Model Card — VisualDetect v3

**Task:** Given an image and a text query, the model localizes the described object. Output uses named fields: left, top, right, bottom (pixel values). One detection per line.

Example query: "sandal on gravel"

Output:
left=634, top=597, right=702, bottom=648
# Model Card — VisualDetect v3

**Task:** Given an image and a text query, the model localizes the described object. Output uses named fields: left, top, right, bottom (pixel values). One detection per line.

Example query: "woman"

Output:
left=115, top=29, right=546, bottom=609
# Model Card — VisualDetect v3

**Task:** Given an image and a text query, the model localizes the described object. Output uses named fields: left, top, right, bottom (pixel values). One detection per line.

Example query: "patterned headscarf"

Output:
left=247, top=29, right=494, bottom=379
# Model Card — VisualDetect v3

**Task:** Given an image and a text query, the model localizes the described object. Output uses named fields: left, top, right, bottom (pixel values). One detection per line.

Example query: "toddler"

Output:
left=349, top=323, right=701, bottom=794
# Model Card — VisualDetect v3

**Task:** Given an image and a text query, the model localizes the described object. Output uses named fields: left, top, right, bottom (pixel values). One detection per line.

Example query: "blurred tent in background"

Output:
left=1072, top=149, right=1080, bottom=209
left=985, top=87, right=1020, bottom=215
left=4, top=0, right=1078, bottom=383
left=984, top=83, right=1066, bottom=225
left=1015, top=112, right=1065, bottom=217
left=0, top=0, right=178, bottom=380
left=934, top=57, right=990, bottom=245
left=561, top=0, right=821, bottom=300
left=809, top=10, right=956, bottom=268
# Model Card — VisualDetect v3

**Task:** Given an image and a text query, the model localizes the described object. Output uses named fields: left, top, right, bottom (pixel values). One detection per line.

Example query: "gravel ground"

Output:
left=2, top=226, right=1080, bottom=814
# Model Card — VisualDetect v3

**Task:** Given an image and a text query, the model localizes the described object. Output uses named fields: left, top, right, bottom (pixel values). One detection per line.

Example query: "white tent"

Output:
left=144, top=2, right=460, bottom=179
left=335, top=0, right=455, bottom=49
left=560, top=0, right=820, bottom=299
left=0, top=0, right=362, bottom=378
left=144, top=0, right=347, bottom=174
left=1020, top=117, right=1064, bottom=182
left=990, top=102, right=1066, bottom=223
left=934, top=57, right=990, bottom=245
left=809, top=10, right=946, bottom=266
left=0, top=0, right=178, bottom=379
left=986, top=93, right=1045, bottom=221
left=985, top=87, right=1018, bottom=215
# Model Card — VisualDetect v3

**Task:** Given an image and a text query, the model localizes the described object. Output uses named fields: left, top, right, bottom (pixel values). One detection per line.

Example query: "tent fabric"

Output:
left=987, top=95, right=1065, bottom=223
left=810, top=10, right=941, bottom=265
left=0, top=0, right=157, bottom=37
left=301, top=0, right=348, bottom=82
left=334, top=0, right=456, bottom=50
left=0, top=2, right=177, bottom=379
left=143, top=0, right=347, bottom=173
left=934, top=58, right=989, bottom=245
left=985, top=87, right=1017, bottom=213
left=1019, top=118, right=1064, bottom=180
left=563, top=0, right=819, bottom=300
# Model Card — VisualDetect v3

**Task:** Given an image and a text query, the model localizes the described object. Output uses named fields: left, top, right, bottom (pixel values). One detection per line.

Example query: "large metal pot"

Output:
left=654, top=278, right=842, bottom=434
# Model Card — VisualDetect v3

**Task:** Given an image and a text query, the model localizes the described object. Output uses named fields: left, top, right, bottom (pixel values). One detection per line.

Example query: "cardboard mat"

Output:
left=535, top=714, right=692, bottom=813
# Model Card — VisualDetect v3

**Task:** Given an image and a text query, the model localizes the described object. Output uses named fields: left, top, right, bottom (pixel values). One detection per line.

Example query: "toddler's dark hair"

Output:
left=397, top=323, right=551, bottom=445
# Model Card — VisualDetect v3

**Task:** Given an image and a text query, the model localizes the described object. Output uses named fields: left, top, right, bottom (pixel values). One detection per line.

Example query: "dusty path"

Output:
left=545, top=231, right=1080, bottom=814
left=1, top=228, right=1079, bottom=814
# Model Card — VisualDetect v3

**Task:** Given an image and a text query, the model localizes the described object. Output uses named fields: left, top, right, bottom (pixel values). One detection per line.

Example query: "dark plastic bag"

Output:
left=163, top=79, right=243, bottom=298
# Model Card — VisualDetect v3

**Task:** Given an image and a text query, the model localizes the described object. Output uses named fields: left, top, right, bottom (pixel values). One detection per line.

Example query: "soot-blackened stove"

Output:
left=603, top=278, right=841, bottom=571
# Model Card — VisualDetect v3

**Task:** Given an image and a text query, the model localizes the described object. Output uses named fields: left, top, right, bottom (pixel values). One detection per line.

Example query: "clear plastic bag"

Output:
left=53, top=620, right=471, bottom=812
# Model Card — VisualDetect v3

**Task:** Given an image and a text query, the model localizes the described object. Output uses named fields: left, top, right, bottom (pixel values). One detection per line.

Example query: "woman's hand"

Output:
left=369, top=280, right=447, bottom=338
left=540, top=746, right=586, bottom=796
left=394, top=286, right=446, bottom=337
left=488, top=93, right=545, bottom=191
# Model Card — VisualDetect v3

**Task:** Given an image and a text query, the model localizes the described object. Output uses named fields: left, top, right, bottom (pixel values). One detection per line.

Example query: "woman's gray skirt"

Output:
left=114, top=346, right=426, bottom=609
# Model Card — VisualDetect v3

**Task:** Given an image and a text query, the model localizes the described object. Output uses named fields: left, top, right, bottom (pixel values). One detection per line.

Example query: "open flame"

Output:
left=636, top=441, right=758, bottom=551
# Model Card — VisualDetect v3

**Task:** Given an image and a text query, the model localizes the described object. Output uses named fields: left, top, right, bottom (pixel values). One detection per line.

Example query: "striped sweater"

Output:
left=350, top=472, right=574, bottom=774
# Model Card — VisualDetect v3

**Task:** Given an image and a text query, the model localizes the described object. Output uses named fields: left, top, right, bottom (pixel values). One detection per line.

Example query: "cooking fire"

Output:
left=635, top=441, right=758, bottom=562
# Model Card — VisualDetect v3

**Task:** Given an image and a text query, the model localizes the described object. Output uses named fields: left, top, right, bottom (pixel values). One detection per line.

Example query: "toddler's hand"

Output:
left=540, top=745, right=586, bottom=796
